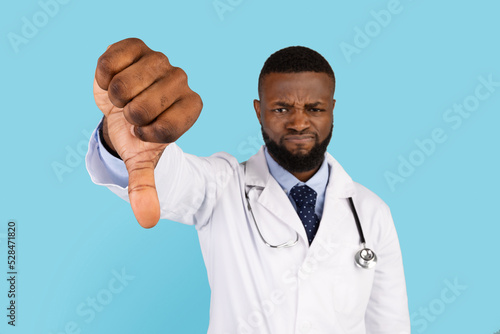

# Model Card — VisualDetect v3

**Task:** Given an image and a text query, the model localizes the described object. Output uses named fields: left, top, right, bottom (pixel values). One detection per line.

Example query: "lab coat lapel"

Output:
left=309, top=153, right=357, bottom=250
left=244, top=146, right=309, bottom=246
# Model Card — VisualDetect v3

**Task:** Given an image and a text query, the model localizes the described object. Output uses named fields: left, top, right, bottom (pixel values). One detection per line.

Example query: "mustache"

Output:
left=280, top=131, right=318, bottom=141
left=282, top=130, right=317, bottom=136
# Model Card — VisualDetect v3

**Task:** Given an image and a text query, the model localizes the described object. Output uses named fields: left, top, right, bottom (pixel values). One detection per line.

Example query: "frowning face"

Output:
left=254, top=71, right=335, bottom=173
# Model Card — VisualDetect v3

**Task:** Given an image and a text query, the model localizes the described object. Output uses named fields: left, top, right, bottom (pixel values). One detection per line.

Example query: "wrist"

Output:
left=100, top=116, right=121, bottom=160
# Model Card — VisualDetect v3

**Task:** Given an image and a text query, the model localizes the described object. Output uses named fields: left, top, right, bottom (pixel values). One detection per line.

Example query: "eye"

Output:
left=272, top=108, right=288, bottom=113
left=309, top=108, right=323, bottom=112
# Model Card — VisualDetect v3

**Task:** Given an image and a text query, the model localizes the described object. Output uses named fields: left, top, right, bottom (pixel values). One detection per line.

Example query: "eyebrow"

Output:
left=272, top=101, right=324, bottom=108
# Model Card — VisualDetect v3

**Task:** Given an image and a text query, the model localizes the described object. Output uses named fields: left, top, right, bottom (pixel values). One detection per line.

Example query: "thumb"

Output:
left=125, top=153, right=161, bottom=229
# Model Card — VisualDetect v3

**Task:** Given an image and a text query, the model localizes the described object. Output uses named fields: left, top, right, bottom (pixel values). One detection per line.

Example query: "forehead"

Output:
left=260, top=72, right=334, bottom=102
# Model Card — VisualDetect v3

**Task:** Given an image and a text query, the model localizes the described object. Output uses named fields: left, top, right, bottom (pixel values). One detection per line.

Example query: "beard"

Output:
left=261, top=123, right=333, bottom=173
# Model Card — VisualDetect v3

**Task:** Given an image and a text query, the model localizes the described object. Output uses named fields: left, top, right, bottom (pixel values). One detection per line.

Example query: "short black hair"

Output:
left=258, top=46, right=335, bottom=97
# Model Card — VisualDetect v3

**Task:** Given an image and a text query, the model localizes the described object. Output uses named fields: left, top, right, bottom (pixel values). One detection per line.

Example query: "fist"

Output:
left=95, top=37, right=202, bottom=143
left=93, top=38, right=203, bottom=228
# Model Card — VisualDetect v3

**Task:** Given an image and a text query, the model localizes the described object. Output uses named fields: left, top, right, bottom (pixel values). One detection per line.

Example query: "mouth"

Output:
left=283, top=134, right=315, bottom=144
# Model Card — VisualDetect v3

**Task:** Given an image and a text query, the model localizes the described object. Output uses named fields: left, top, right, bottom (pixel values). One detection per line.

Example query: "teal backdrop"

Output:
left=1, top=0, right=499, bottom=333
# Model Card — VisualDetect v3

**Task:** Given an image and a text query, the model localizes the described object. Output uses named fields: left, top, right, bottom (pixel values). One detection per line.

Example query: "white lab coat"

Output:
left=86, top=129, right=411, bottom=334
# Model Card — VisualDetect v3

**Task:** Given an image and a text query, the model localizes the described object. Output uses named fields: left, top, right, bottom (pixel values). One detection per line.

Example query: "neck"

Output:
left=291, top=165, right=321, bottom=182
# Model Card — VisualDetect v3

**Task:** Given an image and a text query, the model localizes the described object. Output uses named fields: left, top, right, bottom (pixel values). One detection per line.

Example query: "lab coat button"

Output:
left=299, top=321, right=312, bottom=333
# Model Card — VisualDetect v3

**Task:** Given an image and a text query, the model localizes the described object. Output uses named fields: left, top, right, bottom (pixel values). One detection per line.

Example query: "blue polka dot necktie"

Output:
left=290, top=184, right=320, bottom=245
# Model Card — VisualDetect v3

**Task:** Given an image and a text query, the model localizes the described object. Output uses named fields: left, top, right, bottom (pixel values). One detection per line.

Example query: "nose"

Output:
left=286, top=109, right=310, bottom=132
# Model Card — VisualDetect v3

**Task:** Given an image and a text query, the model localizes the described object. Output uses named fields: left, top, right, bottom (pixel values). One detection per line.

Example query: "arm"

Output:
left=86, top=117, right=238, bottom=229
left=90, top=38, right=204, bottom=228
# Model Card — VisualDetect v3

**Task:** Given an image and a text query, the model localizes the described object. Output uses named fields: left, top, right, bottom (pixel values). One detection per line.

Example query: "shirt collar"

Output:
left=263, top=146, right=329, bottom=196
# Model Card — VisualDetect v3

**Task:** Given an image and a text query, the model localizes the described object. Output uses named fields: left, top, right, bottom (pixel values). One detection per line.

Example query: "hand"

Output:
left=94, top=38, right=203, bottom=228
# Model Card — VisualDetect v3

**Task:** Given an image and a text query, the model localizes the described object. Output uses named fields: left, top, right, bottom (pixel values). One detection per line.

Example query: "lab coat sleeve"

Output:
left=85, top=119, right=239, bottom=230
left=364, top=205, right=411, bottom=334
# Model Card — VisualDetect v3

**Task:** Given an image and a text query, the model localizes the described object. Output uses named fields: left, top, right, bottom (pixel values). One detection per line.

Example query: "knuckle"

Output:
left=96, top=56, right=114, bottom=80
left=108, top=77, right=129, bottom=105
left=152, top=51, right=170, bottom=70
left=159, top=94, right=171, bottom=109
left=134, top=125, right=147, bottom=141
left=125, top=103, right=150, bottom=126
left=192, top=92, right=203, bottom=112
left=186, top=91, right=203, bottom=114
left=135, top=121, right=178, bottom=144
left=153, top=121, right=178, bottom=143
left=172, top=67, right=188, bottom=85
left=126, top=37, right=145, bottom=47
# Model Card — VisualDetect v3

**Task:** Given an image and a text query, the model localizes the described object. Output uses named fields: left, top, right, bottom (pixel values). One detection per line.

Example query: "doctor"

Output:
left=86, top=38, right=410, bottom=333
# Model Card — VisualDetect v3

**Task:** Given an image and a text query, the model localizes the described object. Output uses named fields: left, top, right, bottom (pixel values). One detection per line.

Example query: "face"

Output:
left=254, top=72, right=335, bottom=173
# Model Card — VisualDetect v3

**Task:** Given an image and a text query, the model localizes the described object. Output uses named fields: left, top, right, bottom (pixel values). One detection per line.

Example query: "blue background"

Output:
left=1, top=0, right=499, bottom=333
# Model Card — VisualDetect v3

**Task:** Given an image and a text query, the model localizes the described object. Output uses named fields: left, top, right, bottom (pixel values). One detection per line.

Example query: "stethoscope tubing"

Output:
left=245, top=186, right=377, bottom=269
left=347, top=197, right=366, bottom=245
left=245, top=188, right=299, bottom=248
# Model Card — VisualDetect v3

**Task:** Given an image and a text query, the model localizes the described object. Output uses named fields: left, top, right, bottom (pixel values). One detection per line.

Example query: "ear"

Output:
left=253, top=99, right=262, bottom=124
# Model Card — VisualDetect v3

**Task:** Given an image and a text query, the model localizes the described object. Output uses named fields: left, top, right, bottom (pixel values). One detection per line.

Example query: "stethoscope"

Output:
left=244, top=188, right=378, bottom=269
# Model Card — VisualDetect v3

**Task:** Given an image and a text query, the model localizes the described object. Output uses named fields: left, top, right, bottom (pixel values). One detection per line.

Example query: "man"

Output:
left=86, top=38, right=410, bottom=333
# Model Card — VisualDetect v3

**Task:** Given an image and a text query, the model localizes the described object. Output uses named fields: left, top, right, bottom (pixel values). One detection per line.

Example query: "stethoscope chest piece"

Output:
left=355, top=246, right=377, bottom=269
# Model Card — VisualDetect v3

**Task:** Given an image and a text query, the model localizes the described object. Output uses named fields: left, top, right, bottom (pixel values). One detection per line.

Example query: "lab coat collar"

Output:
left=244, top=146, right=356, bottom=247
left=244, top=146, right=356, bottom=199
